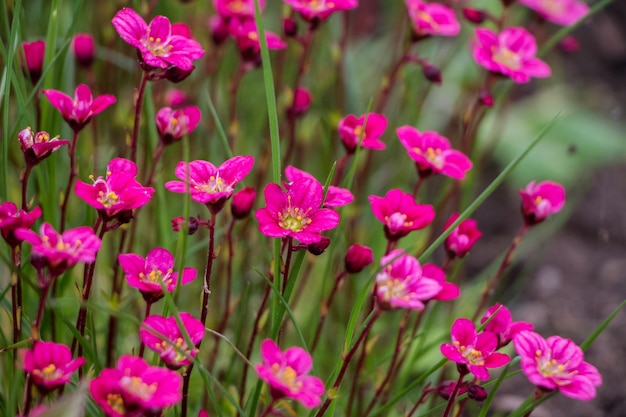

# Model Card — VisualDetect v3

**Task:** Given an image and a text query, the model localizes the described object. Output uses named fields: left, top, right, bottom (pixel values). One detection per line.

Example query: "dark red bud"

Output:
left=558, top=36, right=579, bottom=54
left=231, top=187, right=256, bottom=219
left=462, top=8, right=487, bottom=25
left=478, top=90, right=494, bottom=107
left=308, top=237, right=331, bottom=256
left=283, top=17, right=298, bottom=37
left=344, top=244, right=373, bottom=273
left=422, top=64, right=442, bottom=84
left=172, top=216, right=199, bottom=235
left=468, top=384, right=488, bottom=401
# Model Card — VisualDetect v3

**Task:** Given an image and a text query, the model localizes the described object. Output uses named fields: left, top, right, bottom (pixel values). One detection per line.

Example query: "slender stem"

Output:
left=130, top=71, right=149, bottom=164
left=144, top=141, right=165, bottom=188
left=374, top=52, right=409, bottom=114
left=228, top=63, right=246, bottom=150
left=333, top=155, right=350, bottom=187
left=412, top=176, right=424, bottom=199
left=105, top=230, right=128, bottom=366
left=259, top=398, right=277, bottom=417
left=21, top=374, right=33, bottom=417
left=200, top=213, right=217, bottom=327
left=406, top=385, right=435, bottom=417
left=522, top=387, right=545, bottom=417
left=442, top=370, right=466, bottom=417
left=181, top=363, right=193, bottom=417
left=312, top=271, right=346, bottom=352
left=32, top=278, right=52, bottom=342
left=10, top=246, right=22, bottom=358
left=281, top=237, right=294, bottom=295
left=60, top=129, right=80, bottom=231
left=20, top=165, right=32, bottom=210
left=138, top=302, right=153, bottom=358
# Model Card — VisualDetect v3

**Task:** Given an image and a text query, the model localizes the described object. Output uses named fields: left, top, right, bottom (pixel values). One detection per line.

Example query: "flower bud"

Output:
left=437, top=381, right=467, bottom=400
left=208, top=15, right=230, bottom=46
left=72, top=33, right=95, bottom=68
left=308, top=236, right=330, bottom=256
left=558, top=36, right=579, bottom=54
left=422, top=63, right=442, bottom=84
left=467, top=384, right=488, bottom=401
left=288, top=88, right=312, bottom=118
left=462, top=8, right=487, bottom=24
left=344, top=244, right=373, bottom=273
left=172, top=216, right=199, bottom=235
left=478, top=90, right=494, bottom=107
left=165, top=89, right=188, bottom=107
left=21, top=40, right=45, bottom=83
left=283, top=17, right=298, bottom=37
left=231, top=187, right=256, bottom=219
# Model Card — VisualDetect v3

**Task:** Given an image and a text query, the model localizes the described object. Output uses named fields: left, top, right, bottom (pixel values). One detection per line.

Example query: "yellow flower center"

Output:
left=454, top=341, right=485, bottom=366
left=107, top=393, right=125, bottom=415
left=277, top=195, right=313, bottom=232
left=271, top=363, right=302, bottom=390
left=120, top=375, right=158, bottom=401
left=492, top=46, right=521, bottom=70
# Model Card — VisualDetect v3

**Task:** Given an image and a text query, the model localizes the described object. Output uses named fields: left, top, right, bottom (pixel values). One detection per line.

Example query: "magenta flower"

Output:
left=18, top=127, right=70, bottom=166
left=421, top=264, right=460, bottom=301
left=21, top=40, right=45, bottom=83
left=344, top=243, right=373, bottom=274
left=519, top=180, right=566, bottom=225
left=255, top=339, right=325, bottom=408
left=41, top=84, right=116, bottom=132
left=164, top=89, right=188, bottom=107
left=513, top=331, right=602, bottom=400
left=481, top=304, right=533, bottom=348
left=229, top=19, right=286, bottom=61
left=406, top=0, right=461, bottom=37
left=285, top=165, right=354, bottom=208
left=75, top=158, right=155, bottom=222
left=119, top=247, right=197, bottom=303
left=255, top=178, right=340, bottom=244
left=0, top=202, right=42, bottom=247
left=112, top=8, right=205, bottom=72
left=140, top=313, right=204, bottom=369
left=397, top=126, right=472, bottom=180
left=15, top=223, right=101, bottom=278
left=369, top=188, right=435, bottom=241
left=155, top=106, right=202, bottom=145
left=72, top=33, right=95, bottom=67
left=289, top=87, right=312, bottom=117
left=90, top=355, right=183, bottom=417
left=338, top=113, right=388, bottom=153
left=164, top=156, right=254, bottom=214
left=231, top=186, right=256, bottom=219
left=444, top=213, right=482, bottom=258
left=376, top=250, right=442, bottom=310
left=283, top=0, right=358, bottom=22
left=472, top=27, right=551, bottom=84
left=214, top=0, right=266, bottom=18
left=519, top=0, right=588, bottom=26
left=440, top=318, right=511, bottom=380
left=21, top=341, right=85, bottom=392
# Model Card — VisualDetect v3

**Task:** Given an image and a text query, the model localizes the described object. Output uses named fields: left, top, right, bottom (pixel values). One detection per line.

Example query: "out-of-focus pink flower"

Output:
left=90, top=355, right=183, bottom=417
left=0, top=202, right=42, bottom=247
left=164, top=89, right=188, bottom=107
left=481, top=304, right=533, bottom=348
left=231, top=186, right=256, bottom=219
left=140, top=313, right=204, bottom=369
left=376, top=250, right=442, bottom=310
left=21, top=40, right=45, bottom=83
left=229, top=19, right=286, bottom=63
left=255, top=339, right=325, bottom=408
left=283, top=0, right=358, bottom=23
left=165, top=156, right=254, bottom=214
left=444, top=213, right=482, bottom=258
left=472, top=27, right=551, bottom=84
left=21, top=341, right=85, bottom=391
left=397, top=126, right=472, bottom=180
left=214, top=0, right=266, bottom=18
left=338, top=113, right=388, bottom=153
left=558, top=35, right=580, bottom=53
left=406, top=0, right=461, bottom=37
left=519, top=180, right=565, bottom=225
left=421, top=264, right=460, bottom=301
left=18, top=127, right=69, bottom=166
left=156, top=106, right=201, bottom=145
left=72, top=33, right=95, bottom=67
left=208, top=15, right=231, bottom=45
left=514, top=331, right=602, bottom=400
left=41, top=84, right=116, bottom=132
left=519, top=0, right=588, bottom=26
left=369, top=188, right=435, bottom=241
left=284, top=165, right=354, bottom=208
left=289, top=87, right=312, bottom=117
left=119, top=247, right=197, bottom=303
left=440, top=318, right=511, bottom=380
left=171, top=216, right=200, bottom=235
left=255, top=178, right=340, bottom=244
left=344, top=244, right=373, bottom=274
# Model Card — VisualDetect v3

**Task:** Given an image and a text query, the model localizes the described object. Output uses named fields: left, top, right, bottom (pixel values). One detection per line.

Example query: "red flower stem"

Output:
left=10, top=246, right=22, bottom=358
left=412, top=176, right=424, bottom=199
left=345, top=334, right=369, bottom=417
left=200, top=212, right=217, bottom=327
left=259, top=398, right=277, bottom=417
left=281, top=237, right=294, bottom=295
left=228, top=62, right=246, bottom=150
left=311, top=271, right=347, bottom=352
left=144, top=141, right=165, bottom=188
left=20, top=165, right=32, bottom=210
left=60, top=129, right=80, bottom=231
left=21, top=374, right=33, bottom=417
left=406, top=385, right=435, bottom=417
left=442, top=370, right=466, bottom=417
left=130, top=71, right=149, bottom=164
left=105, top=230, right=128, bottom=367
left=453, top=397, right=469, bottom=417
left=181, top=363, right=194, bottom=417
left=332, top=154, right=350, bottom=187
left=374, top=52, right=409, bottom=114
left=138, top=301, right=152, bottom=358
left=522, top=387, right=545, bottom=417
left=31, top=271, right=52, bottom=342
left=472, top=224, right=528, bottom=321
left=315, top=309, right=382, bottom=417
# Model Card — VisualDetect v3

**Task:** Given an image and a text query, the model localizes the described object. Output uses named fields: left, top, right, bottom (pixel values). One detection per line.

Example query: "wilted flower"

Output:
left=156, top=106, right=201, bottom=145
left=21, top=341, right=85, bottom=392
left=519, top=180, right=566, bottom=225
left=21, top=40, right=45, bottom=83
left=18, top=127, right=69, bottom=166
left=338, top=113, right=388, bottom=153
left=140, top=313, right=204, bottom=369
left=0, top=202, right=42, bottom=247
left=519, top=0, right=589, bottom=26
left=41, top=84, right=116, bottom=132
left=369, top=188, right=435, bottom=241
left=72, top=33, right=95, bottom=67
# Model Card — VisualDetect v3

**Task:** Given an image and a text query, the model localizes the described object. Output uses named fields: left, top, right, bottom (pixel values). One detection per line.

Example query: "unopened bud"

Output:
left=468, top=384, right=488, bottom=401
left=462, top=8, right=487, bottom=25
left=283, top=17, right=298, bottom=38
left=558, top=36, right=579, bottom=54
left=231, top=187, right=256, bottom=219
left=72, top=33, right=95, bottom=68
left=288, top=87, right=312, bottom=118
left=308, top=237, right=330, bottom=256
left=422, top=64, right=442, bottom=84
left=172, top=216, right=199, bottom=235
left=208, top=15, right=230, bottom=46
left=344, top=244, right=373, bottom=273
left=478, top=90, right=494, bottom=107
left=21, top=40, right=45, bottom=83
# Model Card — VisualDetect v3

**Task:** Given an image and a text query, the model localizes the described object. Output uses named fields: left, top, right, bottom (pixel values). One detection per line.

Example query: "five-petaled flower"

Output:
left=140, top=313, right=204, bottom=369
left=41, top=84, right=116, bottom=132
left=21, top=341, right=85, bottom=392
left=18, top=127, right=70, bottom=166
left=481, top=303, right=533, bottom=348
left=405, top=0, right=461, bottom=38
left=255, top=339, right=325, bottom=408
left=156, top=106, right=202, bottom=145
left=513, top=330, right=602, bottom=401
left=444, top=213, right=482, bottom=258
left=369, top=188, right=435, bottom=241
left=0, top=202, right=42, bottom=247
left=338, top=113, right=388, bottom=154
left=519, top=0, right=589, bottom=26
left=519, top=180, right=566, bottom=225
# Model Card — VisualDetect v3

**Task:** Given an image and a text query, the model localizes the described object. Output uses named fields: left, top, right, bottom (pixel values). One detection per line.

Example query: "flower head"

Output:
left=214, top=0, right=266, bottom=18
left=229, top=19, right=287, bottom=63
left=369, top=188, right=435, bottom=241
left=21, top=341, right=85, bottom=392
left=338, top=113, right=388, bottom=153
left=344, top=244, right=373, bottom=274
left=444, top=213, right=482, bottom=258
left=285, top=165, right=354, bottom=208
left=283, top=0, right=358, bottom=23
left=397, top=126, right=472, bottom=180
left=156, top=106, right=202, bottom=145
left=18, top=127, right=70, bottom=166
left=21, top=40, right=45, bottom=83
left=0, top=202, right=42, bottom=247
left=519, top=0, right=588, bottom=26
left=255, top=339, right=325, bottom=408
left=472, top=27, right=551, bottom=84
left=231, top=186, right=256, bottom=219
left=513, top=331, right=602, bottom=400
left=41, top=84, right=116, bottom=132
left=421, top=263, right=460, bottom=301
left=140, top=313, right=204, bottom=369
left=72, top=33, right=95, bottom=67
left=481, top=304, right=533, bottom=348
left=519, top=180, right=566, bottom=225
left=406, top=0, right=461, bottom=37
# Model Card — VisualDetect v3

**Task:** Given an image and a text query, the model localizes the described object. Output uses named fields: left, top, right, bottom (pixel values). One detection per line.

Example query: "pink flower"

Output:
left=440, top=318, right=511, bottom=380
left=119, top=247, right=197, bottom=303
left=164, top=89, right=188, bottom=107
left=164, top=156, right=254, bottom=214
left=285, top=165, right=354, bottom=208
left=513, top=331, right=602, bottom=400
left=289, top=87, right=312, bottom=117
left=140, top=313, right=204, bottom=369
left=519, top=0, right=588, bottom=26
left=376, top=250, right=442, bottom=310
left=17, top=127, right=69, bottom=166
left=472, top=27, right=551, bottom=84
left=444, top=213, right=482, bottom=258
left=0, top=202, right=42, bottom=247
left=344, top=244, right=373, bottom=274
left=21, top=40, right=45, bottom=83
left=481, top=304, right=533, bottom=348
left=421, top=264, right=460, bottom=301
left=112, top=8, right=205, bottom=71
left=214, top=0, right=266, bottom=18
left=519, top=180, right=566, bottom=225
left=338, top=113, right=388, bottom=153
left=255, top=178, right=340, bottom=244
left=75, top=158, right=154, bottom=222
left=368, top=188, right=435, bottom=241
left=406, top=0, right=461, bottom=37
left=72, top=33, right=95, bottom=67
left=90, top=355, right=183, bottom=417
left=255, top=339, right=325, bottom=408
left=229, top=19, right=287, bottom=62
left=231, top=186, right=256, bottom=219
left=41, top=84, right=116, bottom=132
left=283, top=0, right=358, bottom=22
left=156, top=106, right=202, bottom=145
left=21, top=341, right=85, bottom=391
left=397, top=126, right=472, bottom=180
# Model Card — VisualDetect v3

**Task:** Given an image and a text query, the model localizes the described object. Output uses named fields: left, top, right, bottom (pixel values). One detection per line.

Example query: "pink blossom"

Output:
left=112, top=8, right=205, bottom=71
left=338, top=113, right=388, bottom=153
left=72, top=33, right=95, bottom=67
left=21, top=40, right=45, bottom=83
left=421, top=264, right=460, bottom=301
left=119, top=247, right=197, bottom=303
left=376, top=250, right=442, bottom=310
left=285, top=165, right=354, bottom=208
left=229, top=19, right=287, bottom=62
left=0, top=202, right=42, bottom=247
left=164, top=89, right=188, bottom=107
left=164, top=156, right=254, bottom=214
left=406, top=0, right=461, bottom=37
left=519, top=0, right=588, bottom=26
left=255, top=178, right=340, bottom=244
left=21, top=341, right=85, bottom=391
left=41, top=84, right=116, bottom=132
left=255, top=339, right=325, bottom=408
left=397, top=126, right=472, bottom=180
left=156, top=106, right=202, bottom=145
left=283, top=0, right=358, bottom=22
left=368, top=188, right=435, bottom=241
left=17, top=127, right=69, bottom=166
left=472, top=27, right=551, bottom=84
left=513, top=331, right=602, bottom=400
left=289, top=87, right=312, bottom=117
left=444, top=213, right=482, bottom=258
left=231, top=186, right=256, bottom=219
left=90, top=355, right=183, bottom=417
left=344, top=244, right=373, bottom=274
left=140, top=313, right=204, bottom=369
left=519, top=180, right=566, bottom=225
left=214, top=0, right=266, bottom=18
left=440, top=318, right=511, bottom=380
left=481, top=304, right=533, bottom=348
